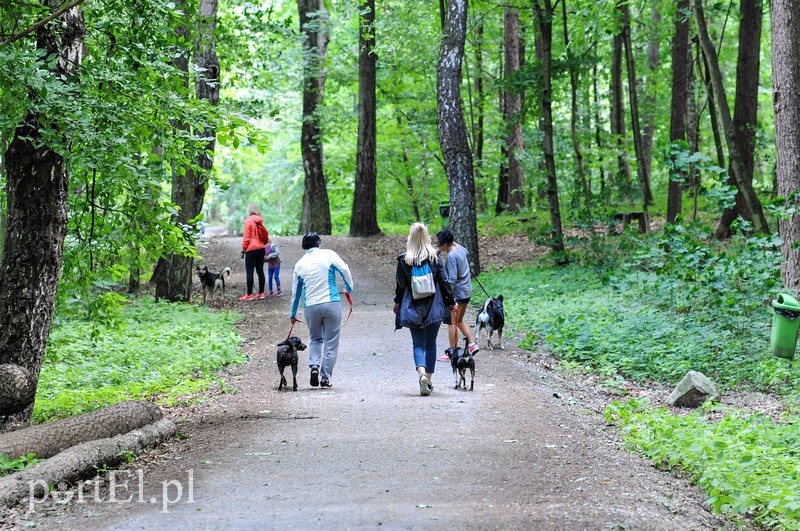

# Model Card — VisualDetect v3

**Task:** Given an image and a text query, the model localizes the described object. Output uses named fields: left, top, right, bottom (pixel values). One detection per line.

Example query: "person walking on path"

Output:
left=290, top=232, right=354, bottom=388
left=265, top=237, right=282, bottom=297
left=394, top=223, right=455, bottom=396
left=240, top=203, right=269, bottom=301
left=436, top=228, right=479, bottom=356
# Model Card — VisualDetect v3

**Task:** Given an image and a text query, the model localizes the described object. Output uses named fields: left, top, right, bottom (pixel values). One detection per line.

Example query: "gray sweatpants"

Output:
left=304, top=302, right=342, bottom=381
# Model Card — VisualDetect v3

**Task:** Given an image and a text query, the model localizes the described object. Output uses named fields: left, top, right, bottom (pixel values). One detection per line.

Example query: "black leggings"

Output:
left=245, top=249, right=265, bottom=295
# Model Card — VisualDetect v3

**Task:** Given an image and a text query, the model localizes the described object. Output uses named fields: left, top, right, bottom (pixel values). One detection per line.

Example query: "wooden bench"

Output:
left=612, top=211, right=647, bottom=233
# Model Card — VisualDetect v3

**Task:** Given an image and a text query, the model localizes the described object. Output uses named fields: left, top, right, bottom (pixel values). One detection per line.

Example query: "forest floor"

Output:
left=4, top=233, right=733, bottom=530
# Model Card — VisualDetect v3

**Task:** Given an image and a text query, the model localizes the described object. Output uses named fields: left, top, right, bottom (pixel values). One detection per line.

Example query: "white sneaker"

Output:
left=419, top=375, right=431, bottom=396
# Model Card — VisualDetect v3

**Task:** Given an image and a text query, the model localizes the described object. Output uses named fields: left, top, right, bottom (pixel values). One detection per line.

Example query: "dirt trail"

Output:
left=14, top=235, right=727, bottom=530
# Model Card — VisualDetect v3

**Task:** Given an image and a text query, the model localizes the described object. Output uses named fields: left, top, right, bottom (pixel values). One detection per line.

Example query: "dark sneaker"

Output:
left=428, top=382, right=434, bottom=393
left=310, top=367, right=319, bottom=387
left=320, top=379, right=332, bottom=388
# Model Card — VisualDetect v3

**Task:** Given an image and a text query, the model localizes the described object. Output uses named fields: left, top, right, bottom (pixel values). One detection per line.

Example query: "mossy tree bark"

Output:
left=0, top=2, right=84, bottom=424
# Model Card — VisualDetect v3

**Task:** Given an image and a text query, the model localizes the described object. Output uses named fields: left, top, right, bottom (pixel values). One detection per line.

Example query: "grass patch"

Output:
left=606, top=399, right=800, bottom=529
left=36, top=298, right=245, bottom=423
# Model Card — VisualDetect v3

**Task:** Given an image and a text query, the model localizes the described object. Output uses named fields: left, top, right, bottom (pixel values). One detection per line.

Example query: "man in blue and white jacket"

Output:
left=290, top=233, right=354, bottom=389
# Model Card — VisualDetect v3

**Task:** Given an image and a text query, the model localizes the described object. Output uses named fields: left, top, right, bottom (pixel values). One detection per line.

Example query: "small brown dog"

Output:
left=277, top=337, right=307, bottom=391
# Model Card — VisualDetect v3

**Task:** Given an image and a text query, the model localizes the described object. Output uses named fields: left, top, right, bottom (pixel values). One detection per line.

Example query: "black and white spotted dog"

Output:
left=195, top=266, right=231, bottom=303
left=447, top=337, right=475, bottom=391
left=475, top=295, right=505, bottom=349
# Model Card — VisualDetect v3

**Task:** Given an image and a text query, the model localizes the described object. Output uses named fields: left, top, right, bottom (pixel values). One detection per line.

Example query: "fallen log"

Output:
left=0, top=417, right=176, bottom=508
left=0, top=401, right=163, bottom=460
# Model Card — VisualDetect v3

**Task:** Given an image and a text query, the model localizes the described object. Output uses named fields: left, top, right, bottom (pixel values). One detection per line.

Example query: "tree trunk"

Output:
left=592, top=64, right=607, bottom=195
left=438, top=0, right=480, bottom=274
left=0, top=2, right=84, bottom=423
left=350, top=0, right=380, bottom=237
left=667, top=0, right=691, bottom=223
left=610, top=31, right=631, bottom=194
left=0, top=401, right=162, bottom=459
left=0, top=418, right=175, bottom=509
left=640, top=1, right=661, bottom=204
left=694, top=0, right=768, bottom=234
left=699, top=48, right=726, bottom=170
left=298, top=0, right=332, bottom=234
left=473, top=20, right=487, bottom=213
left=562, top=0, right=590, bottom=209
left=401, top=145, right=421, bottom=221
left=155, top=1, right=211, bottom=303
left=619, top=0, right=650, bottom=230
left=773, top=0, right=800, bottom=293
left=504, top=8, right=525, bottom=212
left=533, top=0, right=567, bottom=264
left=715, top=0, right=762, bottom=239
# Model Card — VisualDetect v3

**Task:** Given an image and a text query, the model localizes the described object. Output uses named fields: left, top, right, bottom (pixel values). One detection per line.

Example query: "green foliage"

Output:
left=36, top=299, right=245, bottom=423
left=606, top=399, right=800, bottom=529
left=0, top=453, right=41, bottom=477
left=489, top=225, right=789, bottom=391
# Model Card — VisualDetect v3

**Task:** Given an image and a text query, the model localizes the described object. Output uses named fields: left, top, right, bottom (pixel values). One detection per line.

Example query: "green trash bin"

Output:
left=438, top=200, right=450, bottom=230
left=771, top=293, right=800, bottom=359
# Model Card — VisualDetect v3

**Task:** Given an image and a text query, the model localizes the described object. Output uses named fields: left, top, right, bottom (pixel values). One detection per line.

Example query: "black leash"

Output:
left=472, top=273, right=493, bottom=299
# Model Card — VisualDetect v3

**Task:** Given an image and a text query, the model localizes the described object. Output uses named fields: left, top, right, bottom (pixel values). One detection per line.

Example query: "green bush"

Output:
left=36, top=298, right=245, bottom=423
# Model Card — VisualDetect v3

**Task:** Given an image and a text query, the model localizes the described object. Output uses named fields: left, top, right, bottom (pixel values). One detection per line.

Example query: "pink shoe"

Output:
left=275, top=290, right=282, bottom=297
left=239, top=294, right=255, bottom=301
left=267, top=291, right=274, bottom=297
left=256, top=293, right=266, bottom=300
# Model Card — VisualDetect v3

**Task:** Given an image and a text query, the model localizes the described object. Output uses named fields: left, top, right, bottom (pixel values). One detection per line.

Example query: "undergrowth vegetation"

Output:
left=479, top=222, right=800, bottom=528
left=36, top=297, right=245, bottom=423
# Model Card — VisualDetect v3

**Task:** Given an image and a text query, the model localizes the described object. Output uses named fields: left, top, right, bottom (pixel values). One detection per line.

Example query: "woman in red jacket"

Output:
left=240, top=202, right=269, bottom=300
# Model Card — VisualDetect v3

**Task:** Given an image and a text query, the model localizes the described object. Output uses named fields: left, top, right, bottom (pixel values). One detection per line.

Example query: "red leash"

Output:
left=343, top=292, right=354, bottom=326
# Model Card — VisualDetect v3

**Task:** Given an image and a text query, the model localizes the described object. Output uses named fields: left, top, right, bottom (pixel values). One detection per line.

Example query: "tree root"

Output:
left=0, top=418, right=176, bottom=508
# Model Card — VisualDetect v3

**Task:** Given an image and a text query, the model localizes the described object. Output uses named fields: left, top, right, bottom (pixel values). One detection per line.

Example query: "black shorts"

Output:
left=456, top=298, right=470, bottom=305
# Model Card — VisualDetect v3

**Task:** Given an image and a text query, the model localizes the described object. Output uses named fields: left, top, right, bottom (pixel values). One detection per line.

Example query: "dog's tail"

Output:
left=222, top=267, right=231, bottom=277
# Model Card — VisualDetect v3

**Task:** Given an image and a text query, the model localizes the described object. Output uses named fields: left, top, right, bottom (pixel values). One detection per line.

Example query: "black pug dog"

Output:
left=195, top=266, right=231, bottom=304
left=277, top=336, right=307, bottom=391
left=446, top=337, right=475, bottom=391
left=475, top=295, right=505, bottom=350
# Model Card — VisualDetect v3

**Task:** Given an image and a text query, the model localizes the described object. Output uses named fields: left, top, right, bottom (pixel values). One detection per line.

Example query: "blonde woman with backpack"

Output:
left=240, top=202, right=269, bottom=301
left=393, top=223, right=455, bottom=396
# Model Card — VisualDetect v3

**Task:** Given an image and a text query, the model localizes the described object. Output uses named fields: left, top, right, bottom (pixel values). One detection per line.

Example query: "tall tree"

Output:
left=561, top=0, right=590, bottom=209
left=504, top=7, right=525, bottom=212
left=609, top=28, right=631, bottom=193
left=298, top=0, right=332, bottom=234
left=533, top=0, right=567, bottom=264
left=641, top=0, right=661, bottom=202
left=715, top=0, right=762, bottom=239
left=438, top=0, right=480, bottom=274
left=473, top=19, right=487, bottom=212
left=0, top=1, right=84, bottom=422
left=619, top=0, right=650, bottom=230
left=350, top=0, right=380, bottom=237
left=667, top=0, right=691, bottom=223
left=155, top=0, right=212, bottom=302
left=694, top=0, right=768, bottom=234
left=773, top=0, right=800, bottom=292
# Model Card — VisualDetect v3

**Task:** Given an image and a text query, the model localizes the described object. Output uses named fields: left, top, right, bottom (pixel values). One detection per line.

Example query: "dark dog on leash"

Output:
left=475, top=295, right=505, bottom=349
left=277, top=336, right=307, bottom=391
left=195, top=266, right=231, bottom=303
left=447, top=337, right=475, bottom=391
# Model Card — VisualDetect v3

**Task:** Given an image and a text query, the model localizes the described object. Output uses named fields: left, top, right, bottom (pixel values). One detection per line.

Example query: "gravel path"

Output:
left=12, top=234, right=729, bottom=530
